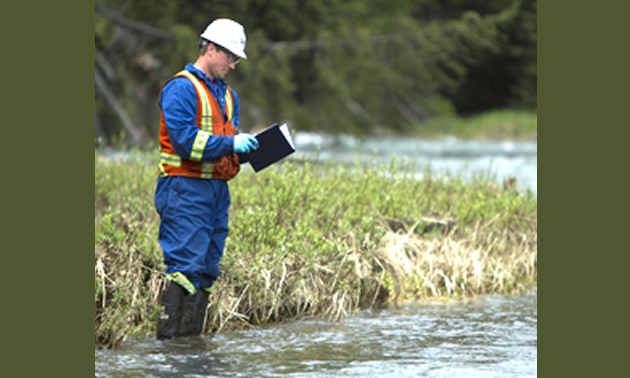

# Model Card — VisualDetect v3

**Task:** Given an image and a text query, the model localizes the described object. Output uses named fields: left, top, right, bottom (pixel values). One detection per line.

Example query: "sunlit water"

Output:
left=95, top=291, right=537, bottom=377
left=291, top=133, right=537, bottom=196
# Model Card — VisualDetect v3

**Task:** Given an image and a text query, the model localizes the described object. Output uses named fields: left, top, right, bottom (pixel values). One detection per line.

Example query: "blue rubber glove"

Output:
left=233, top=133, right=259, bottom=154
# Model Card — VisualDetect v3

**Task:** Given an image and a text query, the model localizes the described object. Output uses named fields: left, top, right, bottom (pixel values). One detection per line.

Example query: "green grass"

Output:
left=95, top=149, right=537, bottom=348
left=411, top=109, right=537, bottom=140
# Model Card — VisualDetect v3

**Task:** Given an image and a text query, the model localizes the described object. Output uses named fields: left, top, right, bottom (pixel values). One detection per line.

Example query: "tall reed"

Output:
left=95, top=149, right=536, bottom=348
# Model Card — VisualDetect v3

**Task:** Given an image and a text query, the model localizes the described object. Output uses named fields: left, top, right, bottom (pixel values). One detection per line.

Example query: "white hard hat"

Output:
left=200, top=19, right=247, bottom=60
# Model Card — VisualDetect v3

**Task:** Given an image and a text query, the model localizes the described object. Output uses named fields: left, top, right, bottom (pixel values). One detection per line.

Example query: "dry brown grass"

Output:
left=197, top=220, right=537, bottom=335
left=374, top=222, right=536, bottom=302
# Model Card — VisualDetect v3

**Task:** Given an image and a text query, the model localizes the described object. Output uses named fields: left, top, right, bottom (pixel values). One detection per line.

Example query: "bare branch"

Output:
left=95, top=3, right=174, bottom=41
left=266, top=34, right=397, bottom=52
left=95, top=50, right=116, bottom=81
left=95, top=70, right=146, bottom=145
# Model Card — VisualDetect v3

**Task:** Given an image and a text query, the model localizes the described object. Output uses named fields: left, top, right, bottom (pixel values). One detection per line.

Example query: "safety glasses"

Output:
left=217, top=45, right=241, bottom=65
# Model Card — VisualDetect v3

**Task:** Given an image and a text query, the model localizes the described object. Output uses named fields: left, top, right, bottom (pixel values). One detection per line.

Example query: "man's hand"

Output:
left=233, top=133, right=259, bottom=154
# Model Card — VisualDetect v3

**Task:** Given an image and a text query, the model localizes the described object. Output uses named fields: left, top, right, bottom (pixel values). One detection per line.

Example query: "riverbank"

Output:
left=95, top=150, right=537, bottom=349
left=406, top=109, right=537, bottom=140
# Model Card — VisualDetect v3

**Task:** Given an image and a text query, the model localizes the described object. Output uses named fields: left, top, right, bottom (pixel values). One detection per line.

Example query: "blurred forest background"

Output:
left=95, top=0, right=536, bottom=146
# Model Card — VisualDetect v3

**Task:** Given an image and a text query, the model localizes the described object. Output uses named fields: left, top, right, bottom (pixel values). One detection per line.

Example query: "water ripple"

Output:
left=96, top=292, right=537, bottom=377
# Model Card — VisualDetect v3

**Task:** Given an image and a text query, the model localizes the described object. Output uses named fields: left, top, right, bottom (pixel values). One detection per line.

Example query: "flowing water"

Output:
left=95, top=291, right=537, bottom=377
left=96, top=135, right=537, bottom=376
left=290, top=133, right=537, bottom=196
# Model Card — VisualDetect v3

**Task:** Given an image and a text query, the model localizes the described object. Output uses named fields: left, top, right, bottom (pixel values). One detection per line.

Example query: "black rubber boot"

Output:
left=156, top=280, right=187, bottom=340
left=178, top=290, right=210, bottom=337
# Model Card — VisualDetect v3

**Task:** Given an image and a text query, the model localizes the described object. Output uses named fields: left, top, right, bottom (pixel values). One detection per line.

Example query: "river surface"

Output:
left=95, top=291, right=537, bottom=377
left=290, top=133, right=537, bottom=196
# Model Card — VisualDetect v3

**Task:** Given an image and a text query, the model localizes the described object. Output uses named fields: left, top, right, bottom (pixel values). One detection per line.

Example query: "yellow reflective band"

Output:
left=159, top=164, right=168, bottom=177
left=225, top=90, right=233, bottom=122
left=159, top=152, right=181, bottom=177
left=177, top=70, right=213, bottom=133
left=190, top=130, right=211, bottom=161
left=201, top=162, right=214, bottom=179
left=166, top=272, right=196, bottom=295
left=160, top=152, right=181, bottom=167
left=199, top=92, right=212, bottom=132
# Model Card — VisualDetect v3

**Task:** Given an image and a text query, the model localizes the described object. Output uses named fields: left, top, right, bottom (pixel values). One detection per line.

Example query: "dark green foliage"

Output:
left=95, top=0, right=536, bottom=143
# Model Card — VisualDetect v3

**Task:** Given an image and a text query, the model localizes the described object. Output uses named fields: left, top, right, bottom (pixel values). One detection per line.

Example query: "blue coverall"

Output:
left=154, top=63, right=243, bottom=293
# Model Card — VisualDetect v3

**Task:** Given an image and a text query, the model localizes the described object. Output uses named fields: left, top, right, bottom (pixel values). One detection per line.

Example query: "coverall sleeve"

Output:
left=159, top=78, right=234, bottom=162
left=229, top=87, right=240, bottom=129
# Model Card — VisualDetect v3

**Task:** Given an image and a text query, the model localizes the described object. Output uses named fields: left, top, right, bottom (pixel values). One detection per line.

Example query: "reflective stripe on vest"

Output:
left=160, top=151, right=214, bottom=179
left=160, top=152, right=181, bottom=167
left=177, top=71, right=213, bottom=162
left=225, top=89, right=234, bottom=123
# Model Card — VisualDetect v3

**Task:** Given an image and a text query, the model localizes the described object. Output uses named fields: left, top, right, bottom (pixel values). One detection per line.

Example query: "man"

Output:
left=154, top=18, right=259, bottom=339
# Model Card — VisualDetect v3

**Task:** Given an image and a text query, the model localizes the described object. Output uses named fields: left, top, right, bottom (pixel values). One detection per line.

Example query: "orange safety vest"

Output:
left=158, top=70, right=240, bottom=180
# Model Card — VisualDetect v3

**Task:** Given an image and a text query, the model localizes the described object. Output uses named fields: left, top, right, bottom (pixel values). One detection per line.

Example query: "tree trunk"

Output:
left=95, top=70, right=146, bottom=145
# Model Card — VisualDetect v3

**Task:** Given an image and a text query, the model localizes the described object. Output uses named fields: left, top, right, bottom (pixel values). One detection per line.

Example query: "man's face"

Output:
left=206, top=44, right=238, bottom=80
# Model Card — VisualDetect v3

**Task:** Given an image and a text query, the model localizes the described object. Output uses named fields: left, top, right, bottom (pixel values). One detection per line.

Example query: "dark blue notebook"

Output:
left=243, top=123, right=295, bottom=172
